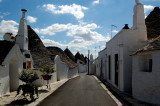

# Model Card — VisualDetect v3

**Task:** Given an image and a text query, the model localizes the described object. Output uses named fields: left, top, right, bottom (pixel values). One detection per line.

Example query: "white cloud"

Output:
left=41, top=35, right=45, bottom=39
left=0, top=12, right=10, bottom=19
left=35, top=23, right=107, bottom=43
left=42, top=3, right=88, bottom=19
left=112, top=30, right=118, bottom=33
left=144, top=5, right=155, bottom=13
left=41, top=38, right=66, bottom=47
left=144, top=5, right=155, bottom=18
left=0, top=20, right=18, bottom=36
left=35, top=22, right=111, bottom=52
left=68, top=39, right=94, bottom=50
left=27, top=16, right=37, bottom=23
left=92, top=0, right=100, bottom=5
left=41, top=38, right=94, bottom=51
left=34, top=23, right=70, bottom=36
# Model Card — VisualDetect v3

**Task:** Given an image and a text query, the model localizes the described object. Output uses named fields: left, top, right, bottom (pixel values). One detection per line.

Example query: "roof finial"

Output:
left=135, top=0, right=140, bottom=4
left=21, top=9, right=27, bottom=18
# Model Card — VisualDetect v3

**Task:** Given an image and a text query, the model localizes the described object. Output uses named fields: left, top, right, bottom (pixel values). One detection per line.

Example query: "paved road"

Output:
left=38, top=74, right=118, bottom=106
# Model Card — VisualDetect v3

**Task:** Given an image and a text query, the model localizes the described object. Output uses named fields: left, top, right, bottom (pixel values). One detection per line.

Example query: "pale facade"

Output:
left=97, top=48, right=107, bottom=80
left=0, top=9, right=31, bottom=96
left=132, top=37, right=160, bottom=105
left=96, top=1, right=147, bottom=92
left=0, top=44, right=24, bottom=96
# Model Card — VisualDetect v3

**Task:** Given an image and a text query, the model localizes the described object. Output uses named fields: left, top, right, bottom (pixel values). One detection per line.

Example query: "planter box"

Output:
left=42, top=75, right=52, bottom=80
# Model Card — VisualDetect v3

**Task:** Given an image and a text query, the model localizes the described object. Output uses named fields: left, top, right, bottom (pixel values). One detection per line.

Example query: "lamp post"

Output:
left=88, top=50, right=90, bottom=75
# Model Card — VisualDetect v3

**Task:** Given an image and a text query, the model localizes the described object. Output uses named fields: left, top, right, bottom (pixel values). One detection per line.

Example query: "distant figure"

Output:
left=135, top=0, right=140, bottom=4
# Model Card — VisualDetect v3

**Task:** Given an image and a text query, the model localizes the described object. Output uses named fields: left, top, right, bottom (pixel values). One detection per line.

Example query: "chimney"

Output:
left=123, top=24, right=130, bottom=29
left=21, top=9, right=27, bottom=18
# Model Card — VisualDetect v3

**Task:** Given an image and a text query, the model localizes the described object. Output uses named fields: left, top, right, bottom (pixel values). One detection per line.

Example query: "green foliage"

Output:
left=19, top=69, right=39, bottom=84
left=40, top=65, right=55, bottom=75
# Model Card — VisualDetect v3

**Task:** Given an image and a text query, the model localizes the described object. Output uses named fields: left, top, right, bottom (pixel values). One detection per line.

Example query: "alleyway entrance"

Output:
left=38, top=73, right=118, bottom=106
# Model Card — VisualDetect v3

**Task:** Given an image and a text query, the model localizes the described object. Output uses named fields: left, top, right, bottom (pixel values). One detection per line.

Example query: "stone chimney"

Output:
left=132, top=0, right=146, bottom=30
left=16, top=9, right=28, bottom=50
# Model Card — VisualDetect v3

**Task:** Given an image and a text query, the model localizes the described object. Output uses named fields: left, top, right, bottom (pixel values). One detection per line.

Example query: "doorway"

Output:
left=115, top=54, right=119, bottom=86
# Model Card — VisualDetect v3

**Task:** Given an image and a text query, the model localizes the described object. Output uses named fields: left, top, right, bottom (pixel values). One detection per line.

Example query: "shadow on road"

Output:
left=6, top=98, right=33, bottom=105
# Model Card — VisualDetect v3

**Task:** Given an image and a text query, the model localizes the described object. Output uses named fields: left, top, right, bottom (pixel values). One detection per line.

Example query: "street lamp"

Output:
left=88, top=50, right=90, bottom=75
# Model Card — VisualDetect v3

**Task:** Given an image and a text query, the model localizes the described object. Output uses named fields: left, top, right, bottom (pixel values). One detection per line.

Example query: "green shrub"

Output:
left=19, top=69, right=39, bottom=84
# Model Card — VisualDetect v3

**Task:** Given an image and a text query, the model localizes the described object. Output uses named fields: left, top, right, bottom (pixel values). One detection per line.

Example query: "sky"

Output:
left=0, top=0, right=159, bottom=58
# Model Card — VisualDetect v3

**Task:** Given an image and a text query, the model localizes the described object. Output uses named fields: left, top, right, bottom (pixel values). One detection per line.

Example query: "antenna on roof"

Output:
left=111, top=24, right=117, bottom=38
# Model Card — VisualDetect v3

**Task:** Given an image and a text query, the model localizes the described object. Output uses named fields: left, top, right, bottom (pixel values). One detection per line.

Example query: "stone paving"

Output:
left=0, top=79, right=69, bottom=106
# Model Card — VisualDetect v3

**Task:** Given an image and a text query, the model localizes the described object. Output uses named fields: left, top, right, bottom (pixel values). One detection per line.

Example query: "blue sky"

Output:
left=0, top=0, right=159, bottom=58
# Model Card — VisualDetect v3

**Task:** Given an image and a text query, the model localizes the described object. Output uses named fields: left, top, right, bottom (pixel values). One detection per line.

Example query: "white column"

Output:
left=132, top=0, right=146, bottom=30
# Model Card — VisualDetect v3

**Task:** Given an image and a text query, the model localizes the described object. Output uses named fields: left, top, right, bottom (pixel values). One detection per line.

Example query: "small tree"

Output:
left=40, top=65, right=55, bottom=75
left=40, top=65, right=55, bottom=89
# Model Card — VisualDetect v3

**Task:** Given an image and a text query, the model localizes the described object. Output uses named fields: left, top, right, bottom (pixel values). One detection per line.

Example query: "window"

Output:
left=140, top=55, right=152, bottom=72
left=23, top=62, right=26, bottom=69
left=115, top=54, right=119, bottom=86
left=25, top=54, right=30, bottom=58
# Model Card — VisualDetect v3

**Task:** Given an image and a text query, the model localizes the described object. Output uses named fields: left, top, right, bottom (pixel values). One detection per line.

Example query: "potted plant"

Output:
left=40, top=65, right=55, bottom=88
left=40, top=65, right=55, bottom=80
left=17, top=69, right=39, bottom=101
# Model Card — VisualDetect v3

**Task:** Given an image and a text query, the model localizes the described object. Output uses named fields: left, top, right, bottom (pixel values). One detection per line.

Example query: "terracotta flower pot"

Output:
left=42, top=75, right=52, bottom=80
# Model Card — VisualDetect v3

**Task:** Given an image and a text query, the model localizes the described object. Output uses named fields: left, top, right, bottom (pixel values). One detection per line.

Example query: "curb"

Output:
left=93, top=75, right=123, bottom=106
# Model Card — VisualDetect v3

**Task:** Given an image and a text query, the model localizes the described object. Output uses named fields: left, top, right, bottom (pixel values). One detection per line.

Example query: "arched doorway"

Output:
left=9, top=58, right=19, bottom=92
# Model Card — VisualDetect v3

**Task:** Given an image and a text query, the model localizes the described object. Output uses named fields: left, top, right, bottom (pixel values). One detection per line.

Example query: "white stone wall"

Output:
left=132, top=51, right=160, bottom=105
left=55, top=56, right=69, bottom=81
left=89, top=61, right=96, bottom=75
left=0, top=44, right=24, bottom=96
left=77, top=60, right=87, bottom=73
left=96, top=48, right=107, bottom=79
left=68, top=67, right=78, bottom=78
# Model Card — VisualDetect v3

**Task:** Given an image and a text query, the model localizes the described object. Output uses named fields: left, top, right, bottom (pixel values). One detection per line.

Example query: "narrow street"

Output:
left=38, top=73, right=118, bottom=106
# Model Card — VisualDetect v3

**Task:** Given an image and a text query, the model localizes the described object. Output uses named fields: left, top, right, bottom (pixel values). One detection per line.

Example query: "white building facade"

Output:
left=0, top=9, right=32, bottom=96
left=96, top=0, right=147, bottom=92
left=132, top=37, right=160, bottom=105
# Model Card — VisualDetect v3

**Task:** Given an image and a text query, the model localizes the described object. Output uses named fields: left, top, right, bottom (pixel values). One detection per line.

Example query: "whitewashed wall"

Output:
left=55, top=55, right=69, bottom=81
left=0, top=44, right=23, bottom=96
left=97, top=48, right=107, bottom=80
left=77, top=60, right=87, bottom=73
left=68, top=67, right=78, bottom=78
left=89, top=61, right=96, bottom=75
left=78, top=64, right=87, bottom=73
left=132, top=51, right=160, bottom=105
